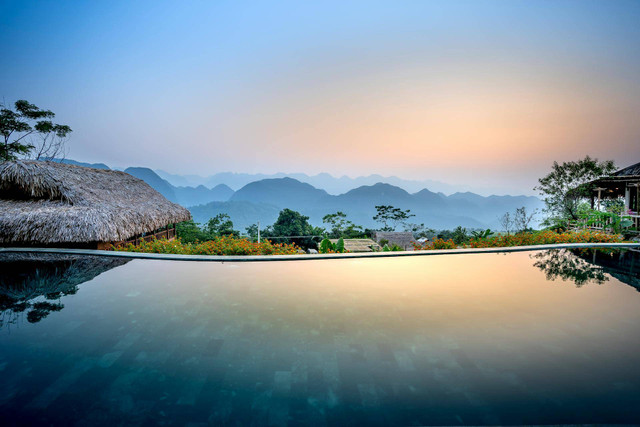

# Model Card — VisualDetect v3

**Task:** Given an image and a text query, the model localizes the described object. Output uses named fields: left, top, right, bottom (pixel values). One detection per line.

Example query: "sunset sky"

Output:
left=1, top=0, right=639, bottom=195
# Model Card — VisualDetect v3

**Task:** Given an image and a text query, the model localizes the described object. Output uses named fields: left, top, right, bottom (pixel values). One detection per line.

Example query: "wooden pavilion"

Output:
left=589, top=161, right=640, bottom=228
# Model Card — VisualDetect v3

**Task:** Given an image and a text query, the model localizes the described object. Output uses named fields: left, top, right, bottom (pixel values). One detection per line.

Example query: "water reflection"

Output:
left=0, top=251, right=639, bottom=425
left=0, top=253, right=130, bottom=328
left=532, top=248, right=639, bottom=290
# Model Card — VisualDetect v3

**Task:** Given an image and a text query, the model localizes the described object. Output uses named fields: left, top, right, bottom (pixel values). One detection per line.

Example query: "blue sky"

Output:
left=2, top=0, right=639, bottom=194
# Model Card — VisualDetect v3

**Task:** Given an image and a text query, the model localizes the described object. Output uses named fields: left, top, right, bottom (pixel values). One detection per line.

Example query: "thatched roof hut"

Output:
left=0, top=160, right=191, bottom=247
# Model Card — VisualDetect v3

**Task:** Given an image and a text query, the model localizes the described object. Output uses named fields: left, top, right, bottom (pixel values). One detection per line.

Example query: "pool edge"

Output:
left=1, top=243, right=639, bottom=262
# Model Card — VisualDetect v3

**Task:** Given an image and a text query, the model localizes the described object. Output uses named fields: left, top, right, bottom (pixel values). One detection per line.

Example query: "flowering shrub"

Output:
left=413, top=230, right=624, bottom=251
left=113, top=236, right=300, bottom=256
left=412, top=238, right=457, bottom=250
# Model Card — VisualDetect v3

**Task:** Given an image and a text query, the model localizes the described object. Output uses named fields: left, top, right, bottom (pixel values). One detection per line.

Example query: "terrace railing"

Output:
left=570, top=212, right=638, bottom=234
left=114, top=225, right=177, bottom=248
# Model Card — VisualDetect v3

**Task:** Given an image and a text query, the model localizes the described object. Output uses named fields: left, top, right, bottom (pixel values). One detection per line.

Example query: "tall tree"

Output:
left=535, top=156, right=616, bottom=221
left=272, top=209, right=316, bottom=237
left=268, top=208, right=324, bottom=249
left=205, top=213, right=237, bottom=237
left=1, top=100, right=72, bottom=162
left=513, top=206, right=537, bottom=233
left=373, top=205, right=415, bottom=231
left=322, top=211, right=363, bottom=238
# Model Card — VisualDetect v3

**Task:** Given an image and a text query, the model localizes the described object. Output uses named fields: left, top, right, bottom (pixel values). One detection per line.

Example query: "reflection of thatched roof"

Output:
left=0, top=161, right=190, bottom=244
left=0, top=253, right=130, bottom=302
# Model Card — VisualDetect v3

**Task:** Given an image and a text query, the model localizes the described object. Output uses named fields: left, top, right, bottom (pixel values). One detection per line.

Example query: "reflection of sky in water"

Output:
left=1, top=251, right=639, bottom=425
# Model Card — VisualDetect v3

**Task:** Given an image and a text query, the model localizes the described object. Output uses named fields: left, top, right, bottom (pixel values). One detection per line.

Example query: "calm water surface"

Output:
left=1, top=249, right=639, bottom=425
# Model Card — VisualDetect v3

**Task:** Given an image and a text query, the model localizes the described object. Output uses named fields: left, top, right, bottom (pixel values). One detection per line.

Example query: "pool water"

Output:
left=1, top=249, right=639, bottom=425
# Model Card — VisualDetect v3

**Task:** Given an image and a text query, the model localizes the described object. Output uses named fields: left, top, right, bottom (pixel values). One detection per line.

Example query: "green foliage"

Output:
left=322, top=211, right=364, bottom=238
left=1, top=100, right=72, bottom=161
left=378, top=238, right=389, bottom=247
left=319, top=238, right=335, bottom=254
left=470, top=229, right=493, bottom=240
left=177, top=215, right=238, bottom=243
left=416, top=230, right=625, bottom=250
left=245, top=224, right=259, bottom=239
left=265, top=208, right=324, bottom=249
left=581, top=209, right=634, bottom=234
left=438, top=226, right=470, bottom=245
left=336, top=237, right=345, bottom=253
left=603, top=198, right=625, bottom=215
left=535, top=156, right=616, bottom=221
left=176, top=220, right=208, bottom=243
left=205, top=213, right=237, bottom=237
left=382, top=244, right=391, bottom=252
left=272, top=208, right=314, bottom=236
left=115, top=236, right=299, bottom=256
left=373, top=205, right=415, bottom=231
left=451, top=226, right=469, bottom=244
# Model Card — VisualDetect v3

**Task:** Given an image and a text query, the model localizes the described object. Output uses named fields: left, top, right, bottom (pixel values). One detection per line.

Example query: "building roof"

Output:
left=0, top=160, right=191, bottom=244
left=371, top=231, right=416, bottom=250
left=328, top=238, right=381, bottom=252
left=612, top=161, right=640, bottom=178
left=587, top=162, right=640, bottom=196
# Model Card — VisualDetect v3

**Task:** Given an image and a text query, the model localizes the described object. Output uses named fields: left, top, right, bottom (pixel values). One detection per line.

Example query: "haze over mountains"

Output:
left=155, top=170, right=493, bottom=195
left=52, top=159, right=543, bottom=232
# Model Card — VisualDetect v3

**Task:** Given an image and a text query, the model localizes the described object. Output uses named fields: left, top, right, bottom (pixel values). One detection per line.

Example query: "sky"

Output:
left=1, top=0, right=639, bottom=195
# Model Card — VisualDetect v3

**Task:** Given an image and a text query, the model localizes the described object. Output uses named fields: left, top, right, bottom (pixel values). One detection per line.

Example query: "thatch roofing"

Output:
left=329, top=238, right=381, bottom=252
left=371, top=231, right=416, bottom=250
left=0, top=160, right=191, bottom=244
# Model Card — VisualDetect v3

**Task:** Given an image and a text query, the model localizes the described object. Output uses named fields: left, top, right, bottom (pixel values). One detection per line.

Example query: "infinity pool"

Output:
left=1, top=249, right=639, bottom=425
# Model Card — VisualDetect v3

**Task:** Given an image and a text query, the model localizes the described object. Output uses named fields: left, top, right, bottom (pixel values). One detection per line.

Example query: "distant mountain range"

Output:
left=192, top=178, right=542, bottom=232
left=124, top=167, right=234, bottom=207
left=155, top=170, right=483, bottom=195
left=47, top=158, right=543, bottom=232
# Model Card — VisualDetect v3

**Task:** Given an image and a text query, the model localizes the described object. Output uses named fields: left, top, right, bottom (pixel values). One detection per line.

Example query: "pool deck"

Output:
left=1, top=243, right=639, bottom=262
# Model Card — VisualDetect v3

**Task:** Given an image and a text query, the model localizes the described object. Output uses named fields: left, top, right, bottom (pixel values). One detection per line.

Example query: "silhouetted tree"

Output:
left=1, top=99, right=72, bottom=161
left=373, top=205, right=415, bottom=231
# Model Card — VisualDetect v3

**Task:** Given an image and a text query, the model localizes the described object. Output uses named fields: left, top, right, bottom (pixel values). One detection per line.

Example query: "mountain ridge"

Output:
left=48, top=159, right=543, bottom=232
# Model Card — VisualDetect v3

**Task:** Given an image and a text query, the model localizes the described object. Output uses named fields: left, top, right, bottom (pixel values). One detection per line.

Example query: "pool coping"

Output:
left=1, top=243, right=639, bottom=262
